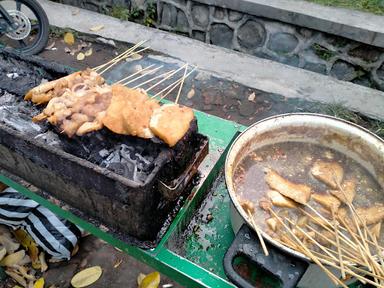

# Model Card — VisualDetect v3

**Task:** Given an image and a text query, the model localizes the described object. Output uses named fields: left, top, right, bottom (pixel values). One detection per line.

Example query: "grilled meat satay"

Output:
left=329, top=179, right=356, bottom=204
left=355, top=204, right=384, bottom=226
left=239, top=199, right=255, bottom=213
left=311, top=193, right=341, bottom=213
left=266, top=190, right=298, bottom=209
left=25, top=69, right=104, bottom=105
left=311, top=160, right=344, bottom=189
left=264, top=169, right=312, bottom=205
left=266, top=217, right=279, bottom=232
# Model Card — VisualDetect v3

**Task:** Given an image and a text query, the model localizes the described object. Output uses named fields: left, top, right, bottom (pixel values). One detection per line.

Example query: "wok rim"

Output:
left=225, top=112, right=384, bottom=263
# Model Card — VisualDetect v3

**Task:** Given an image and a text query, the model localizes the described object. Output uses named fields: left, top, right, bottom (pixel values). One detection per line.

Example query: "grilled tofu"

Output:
left=265, top=169, right=312, bottom=204
left=330, top=179, right=356, bottom=204
left=311, top=160, right=344, bottom=189
left=266, top=190, right=298, bottom=208
left=311, top=193, right=341, bottom=213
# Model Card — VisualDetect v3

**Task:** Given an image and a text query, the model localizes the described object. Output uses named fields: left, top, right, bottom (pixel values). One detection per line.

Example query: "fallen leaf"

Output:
left=71, top=266, right=102, bottom=288
left=33, top=278, right=44, bottom=288
left=89, top=25, right=104, bottom=32
left=77, top=53, right=85, bottom=61
left=45, top=41, right=56, bottom=50
left=187, top=88, right=195, bottom=99
left=17, top=265, right=35, bottom=281
left=248, top=92, right=256, bottom=102
left=71, top=245, right=79, bottom=257
left=5, top=270, right=27, bottom=287
left=72, top=8, right=80, bottom=15
left=0, top=235, right=20, bottom=253
left=13, top=230, right=40, bottom=269
left=0, top=247, right=6, bottom=261
left=64, top=47, right=71, bottom=53
left=130, top=53, right=142, bottom=60
left=0, top=250, right=25, bottom=267
left=113, top=259, right=122, bottom=268
left=64, top=32, right=75, bottom=46
left=137, top=273, right=146, bottom=286
left=84, top=48, right=93, bottom=57
left=139, top=271, right=160, bottom=288
left=39, top=252, right=48, bottom=272
left=18, top=255, right=31, bottom=266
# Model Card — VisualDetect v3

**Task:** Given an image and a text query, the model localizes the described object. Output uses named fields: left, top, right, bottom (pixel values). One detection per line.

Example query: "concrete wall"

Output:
left=157, top=0, right=384, bottom=91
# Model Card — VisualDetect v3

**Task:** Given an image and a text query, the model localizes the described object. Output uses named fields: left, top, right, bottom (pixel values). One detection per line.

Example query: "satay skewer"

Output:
left=175, top=65, right=188, bottom=105
left=146, top=64, right=188, bottom=93
left=122, top=65, right=164, bottom=86
left=269, top=209, right=347, bottom=287
left=115, top=64, right=156, bottom=84
left=130, top=69, right=176, bottom=89
left=247, top=209, right=269, bottom=256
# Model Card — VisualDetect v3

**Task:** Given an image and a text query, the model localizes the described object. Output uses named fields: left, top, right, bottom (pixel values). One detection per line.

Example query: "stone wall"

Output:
left=158, top=0, right=384, bottom=91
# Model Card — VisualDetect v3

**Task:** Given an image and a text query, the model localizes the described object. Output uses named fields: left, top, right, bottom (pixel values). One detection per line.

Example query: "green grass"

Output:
left=304, top=0, right=384, bottom=15
left=323, top=103, right=384, bottom=139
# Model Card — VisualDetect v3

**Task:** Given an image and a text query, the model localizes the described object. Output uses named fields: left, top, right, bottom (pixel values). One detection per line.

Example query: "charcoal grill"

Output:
left=0, top=50, right=208, bottom=246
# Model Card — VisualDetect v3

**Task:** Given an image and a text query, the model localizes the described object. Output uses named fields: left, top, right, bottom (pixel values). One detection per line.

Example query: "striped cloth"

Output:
left=0, top=187, right=81, bottom=259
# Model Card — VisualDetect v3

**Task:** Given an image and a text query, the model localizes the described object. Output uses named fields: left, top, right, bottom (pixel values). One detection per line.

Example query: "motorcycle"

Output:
left=0, top=0, right=49, bottom=55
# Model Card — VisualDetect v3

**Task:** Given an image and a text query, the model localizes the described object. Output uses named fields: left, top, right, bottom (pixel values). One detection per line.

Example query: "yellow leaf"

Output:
left=0, top=247, right=6, bottom=261
left=139, top=272, right=160, bottom=288
left=137, top=273, right=146, bottom=286
left=64, top=32, right=75, bottom=45
left=39, top=252, right=48, bottom=272
left=71, top=266, right=102, bottom=288
left=5, top=270, right=27, bottom=287
left=77, top=53, right=85, bottom=61
left=33, top=278, right=44, bottom=288
left=13, top=229, right=40, bottom=269
left=0, top=250, right=25, bottom=267
left=84, top=48, right=93, bottom=57
left=89, top=25, right=104, bottom=32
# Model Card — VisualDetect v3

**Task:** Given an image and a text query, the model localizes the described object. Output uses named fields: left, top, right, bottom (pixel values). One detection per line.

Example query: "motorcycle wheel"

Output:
left=0, top=0, right=49, bottom=55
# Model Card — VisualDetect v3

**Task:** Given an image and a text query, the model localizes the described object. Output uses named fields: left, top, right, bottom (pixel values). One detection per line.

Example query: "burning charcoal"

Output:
left=0, top=106, right=42, bottom=134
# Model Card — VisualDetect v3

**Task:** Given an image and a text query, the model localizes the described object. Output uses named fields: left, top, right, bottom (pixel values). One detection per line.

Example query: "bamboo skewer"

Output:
left=269, top=209, right=347, bottom=287
left=122, top=65, right=164, bottom=86
left=175, top=65, right=188, bottom=105
left=146, top=64, right=188, bottom=93
left=115, top=64, right=156, bottom=84
left=130, top=69, right=176, bottom=89
left=333, top=212, right=346, bottom=279
left=151, top=67, right=196, bottom=100
left=93, top=40, right=147, bottom=71
left=247, top=209, right=269, bottom=256
left=99, top=46, right=150, bottom=75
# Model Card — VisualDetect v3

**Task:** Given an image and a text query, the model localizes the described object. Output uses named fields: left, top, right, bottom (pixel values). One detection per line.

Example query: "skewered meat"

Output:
left=265, top=169, right=312, bottom=204
left=371, top=222, right=381, bottom=239
left=355, top=205, right=384, bottom=225
left=329, top=179, right=356, bottom=204
left=311, top=160, right=344, bottom=189
left=33, top=85, right=112, bottom=137
left=150, top=104, right=194, bottom=147
left=102, top=85, right=160, bottom=138
left=266, top=217, right=279, bottom=232
left=316, top=230, right=335, bottom=246
left=311, top=193, right=341, bottom=213
left=239, top=199, right=255, bottom=213
left=259, top=197, right=272, bottom=211
left=297, top=216, right=308, bottom=227
left=266, top=190, right=298, bottom=208
left=25, top=69, right=104, bottom=105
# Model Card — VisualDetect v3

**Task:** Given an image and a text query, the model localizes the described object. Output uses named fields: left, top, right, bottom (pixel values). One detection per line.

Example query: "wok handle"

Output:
left=223, top=224, right=309, bottom=288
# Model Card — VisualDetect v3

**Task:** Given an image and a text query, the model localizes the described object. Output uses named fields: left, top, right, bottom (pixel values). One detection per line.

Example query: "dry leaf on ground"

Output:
left=72, top=8, right=80, bottom=15
left=33, top=278, right=44, bottom=288
left=89, top=25, right=104, bottom=32
left=0, top=250, right=25, bottom=267
left=0, top=247, right=6, bottom=261
left=71, top=266, right=102, bottom=288
left=248, top=92, right=256, bottom=102
left=5, top=270, right=27, bottom=287
left=85, top=48, right=93, bottom=57
left=139, top=271, right=160, bottom=288
left=137, top=273, right=146, bottom=286
left=64, top=32, right=75, bottom=46
left=77, top=53, right=85, bottom=61
left=39, top=252, right=48, bottom=272
left=187, top=89, right=195, bottom=99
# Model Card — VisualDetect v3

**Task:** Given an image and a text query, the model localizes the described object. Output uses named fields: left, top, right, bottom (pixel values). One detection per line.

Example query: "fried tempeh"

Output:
left=311, top=193, right=341, bottom=213
left=330, top=179, right=356, bottom=204
left=266, top=190, right=298, bottom=209
left=311, top=160, right=344, bottom=189
left=265, top=169, right=312, bottom=204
